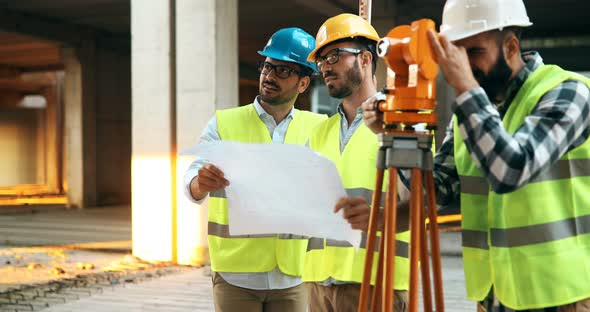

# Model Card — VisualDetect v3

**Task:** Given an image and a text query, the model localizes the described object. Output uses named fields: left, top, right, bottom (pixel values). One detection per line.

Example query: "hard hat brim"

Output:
left=441, top=22, right=532, bottom=42
left=258, top=50, right=317, bottom=72
left=306, top=34, right=379, bottom=62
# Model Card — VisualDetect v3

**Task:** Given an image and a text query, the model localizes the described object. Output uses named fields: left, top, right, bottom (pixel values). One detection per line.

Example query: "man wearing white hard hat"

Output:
left=362, top=0, right=590, bottom=311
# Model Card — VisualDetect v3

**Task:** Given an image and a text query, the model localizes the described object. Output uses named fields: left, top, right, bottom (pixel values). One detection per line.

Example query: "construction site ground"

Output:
left=0, top=206, right=473, bottom=311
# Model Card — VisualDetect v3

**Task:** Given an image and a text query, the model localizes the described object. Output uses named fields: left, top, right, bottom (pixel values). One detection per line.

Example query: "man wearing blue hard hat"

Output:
left=183, top=28, right=326, bottom=311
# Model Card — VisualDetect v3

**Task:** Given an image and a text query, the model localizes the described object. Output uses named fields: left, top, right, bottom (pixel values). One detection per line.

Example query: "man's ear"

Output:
left=298, top=75, right=311, bottom=94
left=503, top=33, right=520, bottom=59
left=361, top=50, right=373, bottom=70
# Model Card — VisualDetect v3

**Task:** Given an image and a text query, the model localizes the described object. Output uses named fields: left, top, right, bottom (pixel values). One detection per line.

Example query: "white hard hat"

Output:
left=440, top=0, right=532, bottom=42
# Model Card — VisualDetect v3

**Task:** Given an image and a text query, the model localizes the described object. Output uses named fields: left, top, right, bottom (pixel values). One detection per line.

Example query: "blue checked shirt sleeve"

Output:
left=183, top=115, right=220, bottom=204
left=396, top=120, right=461, bottom=207
left=453, top=81, right=590, bottom=194
left=433, top=118, right=461, bottom=206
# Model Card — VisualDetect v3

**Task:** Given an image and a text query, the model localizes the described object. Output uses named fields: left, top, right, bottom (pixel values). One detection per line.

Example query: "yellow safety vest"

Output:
left=454, top=65, right=590, bottom=309
left=304, top=113, right=410, bottom=288
left=208, top=103, right=327, bottom=275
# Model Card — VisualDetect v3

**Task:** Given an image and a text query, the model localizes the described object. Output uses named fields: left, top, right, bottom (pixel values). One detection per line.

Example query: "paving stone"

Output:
left=16, top=301, right=47, bottom=311
left=28, top=297, right=66, bottom=305
left=0, top=305, right=32, bottom=312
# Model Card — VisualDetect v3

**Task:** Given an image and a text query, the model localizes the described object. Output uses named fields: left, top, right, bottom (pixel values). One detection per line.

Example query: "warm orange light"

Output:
left=131, top=156, right=175, bottom=262
left=426, top=214, right=462, bottom=225
left=176, top=155, right=209, bottom=266
left=0, top=195, right=67, bottom=205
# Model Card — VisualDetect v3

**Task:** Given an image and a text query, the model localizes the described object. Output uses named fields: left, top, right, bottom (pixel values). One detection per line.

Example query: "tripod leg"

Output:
left=371, top=225, right=386, bottom=312
left=358, top=168, right=385, bottom=312
left=383, top=168, right=399, bottom=312
left=408, top=168, right=423, bottom=312
left=425, top=172, right=444, bottom=312
left=420, top=172, right=433, bottom=312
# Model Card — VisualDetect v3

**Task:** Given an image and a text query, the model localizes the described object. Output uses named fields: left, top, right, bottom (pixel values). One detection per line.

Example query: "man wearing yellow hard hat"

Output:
left=363, top=0, right=590, bottom=310
left=304, top=13, right=410, bottom=312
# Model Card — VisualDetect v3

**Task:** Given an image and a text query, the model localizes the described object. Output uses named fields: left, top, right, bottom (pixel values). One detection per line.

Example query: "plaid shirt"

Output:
left=435, top=51, right=590, bottom=206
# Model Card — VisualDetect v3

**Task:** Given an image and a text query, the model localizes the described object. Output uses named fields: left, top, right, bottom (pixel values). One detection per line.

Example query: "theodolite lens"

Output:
left=377, top=39, right=390, bottom=57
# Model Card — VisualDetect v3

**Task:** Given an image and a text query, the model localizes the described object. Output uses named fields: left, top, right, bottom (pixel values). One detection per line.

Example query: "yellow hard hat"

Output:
left=307, top=13, right=380, bottom=62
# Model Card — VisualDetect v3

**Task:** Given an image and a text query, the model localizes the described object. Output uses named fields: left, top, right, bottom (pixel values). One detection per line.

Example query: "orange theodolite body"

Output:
left=377, top=19, right=438, bottom=128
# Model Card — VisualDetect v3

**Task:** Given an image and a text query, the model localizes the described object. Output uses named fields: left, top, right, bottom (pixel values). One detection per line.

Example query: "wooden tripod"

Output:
left=358, top=131, right=444, bottom=312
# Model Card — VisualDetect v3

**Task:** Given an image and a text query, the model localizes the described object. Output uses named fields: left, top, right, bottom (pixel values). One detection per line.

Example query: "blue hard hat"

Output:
left=258, top=27, right=318, bottom=73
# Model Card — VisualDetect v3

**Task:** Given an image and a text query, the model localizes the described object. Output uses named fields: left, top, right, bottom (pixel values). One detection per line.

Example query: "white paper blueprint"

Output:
left=182, top=141, right=361, bottom=248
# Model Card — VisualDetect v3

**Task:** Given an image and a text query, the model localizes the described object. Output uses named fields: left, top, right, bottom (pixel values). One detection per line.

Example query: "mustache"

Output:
left=262, top=80, right=280, bottom=89
left=322, top=70, right=337, bottom=79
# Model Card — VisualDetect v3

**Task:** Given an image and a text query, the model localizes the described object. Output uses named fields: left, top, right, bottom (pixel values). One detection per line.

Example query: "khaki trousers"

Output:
left=211, top=272, right=307, bottom=312
left=307, top=282, right=408, bottom=312
left=477, top=291, right=590, bottom=312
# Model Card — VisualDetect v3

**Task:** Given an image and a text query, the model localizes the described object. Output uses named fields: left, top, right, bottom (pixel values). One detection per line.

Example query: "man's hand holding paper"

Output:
left=182, top=141, right=362, bottom=248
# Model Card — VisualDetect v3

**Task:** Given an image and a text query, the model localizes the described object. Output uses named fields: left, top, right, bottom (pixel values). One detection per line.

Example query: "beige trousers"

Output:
left=212, top=272, right=307, bottom=312
left=307, top=282, right=408, bottom=312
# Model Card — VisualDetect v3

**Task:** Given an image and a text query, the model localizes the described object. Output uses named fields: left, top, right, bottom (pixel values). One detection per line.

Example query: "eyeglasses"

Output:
left=258, top=61, right=301, bottom=79
left=315, top=47, right=363, bottom=70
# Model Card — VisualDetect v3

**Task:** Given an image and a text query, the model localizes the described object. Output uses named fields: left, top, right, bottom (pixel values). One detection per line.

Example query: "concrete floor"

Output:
left=40, top=256, right=474, bottom=312
left=0, top=206, right=131, bottom=247
left=0, top=206, right=475, bottom=311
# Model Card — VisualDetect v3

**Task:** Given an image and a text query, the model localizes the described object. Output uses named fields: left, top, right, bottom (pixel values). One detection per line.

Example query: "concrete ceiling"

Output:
left=0, top=0, right=588, bottom=76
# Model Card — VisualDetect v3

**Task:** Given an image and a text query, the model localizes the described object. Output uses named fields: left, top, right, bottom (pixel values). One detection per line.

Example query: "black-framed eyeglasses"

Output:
left=315, top=47, right=363, bottom=70
left=258, top=61, right=301, bottom=79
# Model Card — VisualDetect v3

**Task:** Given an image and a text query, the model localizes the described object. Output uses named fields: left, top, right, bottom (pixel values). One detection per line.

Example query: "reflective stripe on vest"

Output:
left=491, top=214, right=590, bottom=248
left=460, top=158, right=590, bottom=250
left=461, top=230, right=488, bottom=250
left=304, top=113, right=410, bottom=288
left=456, top=64, right=590, bottom=309
left=460, top=159, right=590, bottom=196
left=326, top=234, right=409, bottom=258
left=207, top=104, right=326, bottom=275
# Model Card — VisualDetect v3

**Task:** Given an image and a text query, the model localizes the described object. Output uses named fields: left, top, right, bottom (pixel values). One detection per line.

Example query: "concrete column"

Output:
left=43, top=84, right=62, bottom=193
left=131, top=0, right=176, bottom=262
left=63, top=42, right=97, bottom=209
left=131, top=0, right=238, bottom=264
left=175, top=0, right=238, bottom=265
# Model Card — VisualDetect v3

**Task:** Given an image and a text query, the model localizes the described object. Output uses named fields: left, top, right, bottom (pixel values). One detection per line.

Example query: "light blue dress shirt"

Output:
left=337, top=104, right=365, bottom=153
left=320, top=100, right=410, bottom=286
left=183, top=97, right=302, bottom=290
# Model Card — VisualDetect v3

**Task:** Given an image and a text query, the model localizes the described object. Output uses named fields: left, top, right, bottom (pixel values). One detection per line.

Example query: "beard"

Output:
left=259, top=80, right=292, bottom=106
left=472, top=50, right=513, bottom=101
left=326, top=61, right=363, bottom=99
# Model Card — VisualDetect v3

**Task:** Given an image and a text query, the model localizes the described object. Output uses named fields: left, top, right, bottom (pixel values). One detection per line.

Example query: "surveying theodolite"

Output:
left=357, top=19, right=445, bottom=312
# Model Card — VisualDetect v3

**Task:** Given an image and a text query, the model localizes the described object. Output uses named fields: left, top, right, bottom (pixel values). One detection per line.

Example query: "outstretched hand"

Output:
left=361, top=93, right=385, bottom=134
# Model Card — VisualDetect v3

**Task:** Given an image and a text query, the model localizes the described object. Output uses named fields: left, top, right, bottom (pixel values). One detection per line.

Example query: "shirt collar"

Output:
left=336, top=102, right=363, bottom=120
left=253, top=96, right=296, bottom=120
left=496, top=51, right=543, bottom=114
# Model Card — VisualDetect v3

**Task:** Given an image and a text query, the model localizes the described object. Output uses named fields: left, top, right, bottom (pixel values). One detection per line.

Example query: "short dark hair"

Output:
left=316, top=37, right=378, bottom=75
left=298, top=65, right=314, bottom=77
left=495, top=26, right=523, bottom=56
left=494, top=27, right=524, bottom=46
